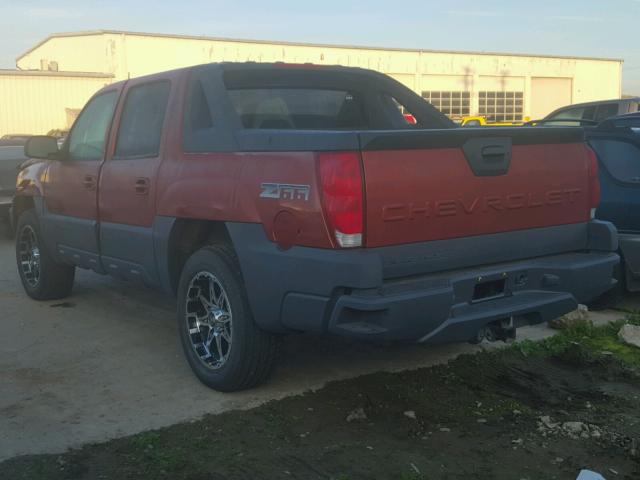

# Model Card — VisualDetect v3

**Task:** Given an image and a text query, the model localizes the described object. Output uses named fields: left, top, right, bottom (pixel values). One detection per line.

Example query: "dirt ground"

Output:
left=2, top=320, right=640, bottom=480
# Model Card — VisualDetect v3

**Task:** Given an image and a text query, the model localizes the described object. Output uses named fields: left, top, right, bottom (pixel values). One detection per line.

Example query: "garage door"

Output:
left=531, top=77, right=573, bottom=119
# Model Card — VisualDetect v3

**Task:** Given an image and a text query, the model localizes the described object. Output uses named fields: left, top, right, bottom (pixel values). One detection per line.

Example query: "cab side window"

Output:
left=68, top=91, right=117, bottom=161
left=115, top=81, right=171, bottom=159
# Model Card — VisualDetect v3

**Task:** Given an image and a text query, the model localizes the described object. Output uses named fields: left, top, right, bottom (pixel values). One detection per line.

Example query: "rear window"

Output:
left=182, top=66, right=453, bottom=152
left=227, top=88, right=367, bottom=129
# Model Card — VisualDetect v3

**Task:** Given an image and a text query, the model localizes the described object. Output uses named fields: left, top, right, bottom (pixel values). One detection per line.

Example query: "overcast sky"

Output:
left=2, top=0, right=639, bottom=94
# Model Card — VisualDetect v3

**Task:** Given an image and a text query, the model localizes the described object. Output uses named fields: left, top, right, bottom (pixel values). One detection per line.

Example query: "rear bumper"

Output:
left=325, top=252, right=617, bottom=343
left=227, top=221, right=619, bottom=343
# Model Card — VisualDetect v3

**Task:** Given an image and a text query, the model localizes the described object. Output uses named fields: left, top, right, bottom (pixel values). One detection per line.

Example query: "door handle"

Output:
left=134, top=177, right=150, bottom=195
left=82, top=174, right=96, bottom=191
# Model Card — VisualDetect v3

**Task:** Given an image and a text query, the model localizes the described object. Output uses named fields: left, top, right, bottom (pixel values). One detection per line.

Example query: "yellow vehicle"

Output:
left=460, top=116, right=530, bottom=127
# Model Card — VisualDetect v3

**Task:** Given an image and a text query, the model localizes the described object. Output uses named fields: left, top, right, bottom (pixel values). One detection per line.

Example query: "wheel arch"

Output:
left=155, top=217, right=235, bottom=295
left=11, top=195, right=37, bottom=230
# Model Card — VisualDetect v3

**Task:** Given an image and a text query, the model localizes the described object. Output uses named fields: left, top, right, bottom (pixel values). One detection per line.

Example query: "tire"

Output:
left=15, top=209, right=75, bottom=300
left=177, top=245, right=279, bottom=392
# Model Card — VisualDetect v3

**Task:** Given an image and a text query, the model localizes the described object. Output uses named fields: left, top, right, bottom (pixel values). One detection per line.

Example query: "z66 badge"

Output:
left=260, top=183, right=310, bottom=201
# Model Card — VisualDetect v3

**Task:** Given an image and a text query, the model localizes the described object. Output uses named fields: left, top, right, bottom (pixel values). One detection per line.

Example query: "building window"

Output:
left=479, top=91, right=523, bottom=122
left=422, top=91, right=470, bottom=120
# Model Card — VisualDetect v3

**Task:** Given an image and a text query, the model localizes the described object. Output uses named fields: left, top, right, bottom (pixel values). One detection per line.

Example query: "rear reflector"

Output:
left=318, top=152, right=364, bottom=248
left=586, top=145, right=601, bottom=211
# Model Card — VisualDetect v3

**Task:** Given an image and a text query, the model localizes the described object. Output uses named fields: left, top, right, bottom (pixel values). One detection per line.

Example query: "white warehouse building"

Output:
left=1, top=30, right=624, bottom=136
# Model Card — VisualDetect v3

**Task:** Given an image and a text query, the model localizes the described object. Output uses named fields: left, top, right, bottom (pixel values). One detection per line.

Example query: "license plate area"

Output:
left=472, top=278, right=506, bottom=303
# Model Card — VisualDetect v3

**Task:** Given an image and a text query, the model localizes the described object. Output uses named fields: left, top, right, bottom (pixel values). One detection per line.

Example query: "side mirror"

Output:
left=24, top=136, right=59, bottom=160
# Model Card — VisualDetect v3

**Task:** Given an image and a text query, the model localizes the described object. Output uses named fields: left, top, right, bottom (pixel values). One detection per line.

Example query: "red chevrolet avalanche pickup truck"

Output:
left=13, top=63, right=618, bottom=391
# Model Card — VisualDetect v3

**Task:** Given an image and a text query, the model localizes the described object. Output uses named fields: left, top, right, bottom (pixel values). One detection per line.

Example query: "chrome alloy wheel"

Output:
left=185, top=271, right=233, bottom=370
left=18, top=225, right=41, bottom=288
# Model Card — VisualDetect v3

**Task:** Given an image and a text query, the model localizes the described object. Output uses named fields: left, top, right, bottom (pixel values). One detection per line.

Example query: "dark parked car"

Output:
left=0, top=137, right=28, bottom=222
left=0, top=134, right=33, bottom=146
left=544, top=98, right=640, bottom=125
left=528, top=112, right=640, bottom=304
left=587, top=113, right=640, bottom=297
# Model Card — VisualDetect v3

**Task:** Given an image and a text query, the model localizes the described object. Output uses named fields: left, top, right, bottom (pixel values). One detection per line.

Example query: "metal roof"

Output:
left=16, top=30, right=624, bottom=64
left=1, top=69, right=113, bottom=78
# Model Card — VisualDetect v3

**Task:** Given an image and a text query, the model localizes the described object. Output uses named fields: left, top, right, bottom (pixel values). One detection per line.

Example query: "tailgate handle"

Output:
left=481, top=145, right=506, bottom=160
left=463, top=137, right=512, bottom=177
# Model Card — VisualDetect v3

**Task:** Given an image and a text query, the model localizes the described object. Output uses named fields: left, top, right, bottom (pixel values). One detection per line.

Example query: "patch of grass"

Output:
left=130, top=431, right=161, bottom=450
left=514, top=314, right=640, bottom=369
left=127, top=430, right=190, bottom=475
left=589, top=333, right=640, bottom=369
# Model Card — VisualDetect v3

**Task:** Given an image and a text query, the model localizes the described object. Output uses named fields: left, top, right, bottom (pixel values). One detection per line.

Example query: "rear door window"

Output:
left=227, top=88, right=367, bottom=129
left=115, top=81, right=171, bottom=159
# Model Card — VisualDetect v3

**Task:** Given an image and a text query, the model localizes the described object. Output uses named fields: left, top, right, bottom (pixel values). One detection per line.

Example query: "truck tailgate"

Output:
left=360, top=128, right=591, bottom=248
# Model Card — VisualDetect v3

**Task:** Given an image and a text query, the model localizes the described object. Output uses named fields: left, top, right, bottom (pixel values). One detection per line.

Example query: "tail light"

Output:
left=318, top=152, right=364, bottom=248
left=586, top=145, right=600, bottom=217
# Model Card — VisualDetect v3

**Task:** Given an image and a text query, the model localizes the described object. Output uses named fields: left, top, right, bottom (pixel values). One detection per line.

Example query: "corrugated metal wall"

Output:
left=0, top=73, right=111, bottom=137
